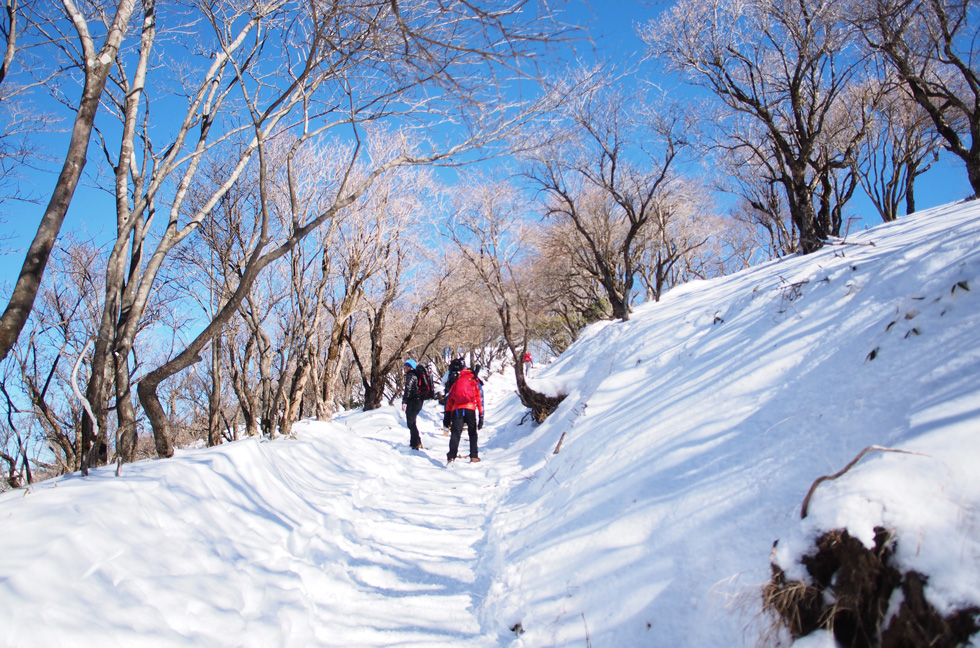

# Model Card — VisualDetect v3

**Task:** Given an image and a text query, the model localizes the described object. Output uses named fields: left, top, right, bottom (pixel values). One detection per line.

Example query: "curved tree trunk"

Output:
left=512, top=351, right=564, bottom=423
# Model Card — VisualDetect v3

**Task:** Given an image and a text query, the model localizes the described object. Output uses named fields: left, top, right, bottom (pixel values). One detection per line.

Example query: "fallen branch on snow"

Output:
left=800, top=445, right=928, bottom=519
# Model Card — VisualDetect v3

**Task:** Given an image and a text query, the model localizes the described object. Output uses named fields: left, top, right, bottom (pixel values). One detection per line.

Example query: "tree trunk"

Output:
left=362, top=382, right=384, bottom=411
left=319, top=290, right=361, bottom=420
left=114, top=347, right=138, bottom=462
left=279, top=357, right=310, bottom=437
left=319, top=333, right=344, bottom=421
left=501, top=301, right=565, bottom=422
left=81, top=331, right=112, bottom=474
left=608, top=289, right=630, bottom=321
left=904, top=170, right=915, bottom=216
left=360, top=310, right=391, bottom=411
left=360, top=323, right=388, bottom=411
left=787, top=171, right=825, bottom=254
left=228, top=340, right=261, bottom=438
left=966, top=160, right=980, bottom=198
left=512, top=356, right=564, bottom=422
left=208, top=333, right=222, bottom=447
left=0, top=0, right=137, bottom=364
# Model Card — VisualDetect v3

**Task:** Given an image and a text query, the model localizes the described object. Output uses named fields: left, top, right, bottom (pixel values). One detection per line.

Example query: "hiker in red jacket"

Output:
left=445, top=366, right=484, bottom=464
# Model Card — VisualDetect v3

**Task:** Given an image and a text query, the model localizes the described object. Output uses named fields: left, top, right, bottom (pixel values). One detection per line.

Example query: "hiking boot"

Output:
left=411, top=444, right=423, bottom=451
left=470, top=457, right=481, bottom=463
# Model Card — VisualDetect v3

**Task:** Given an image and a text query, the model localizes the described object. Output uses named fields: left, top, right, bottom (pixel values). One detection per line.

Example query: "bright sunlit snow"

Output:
left=2, top=200, right=980, bottom=647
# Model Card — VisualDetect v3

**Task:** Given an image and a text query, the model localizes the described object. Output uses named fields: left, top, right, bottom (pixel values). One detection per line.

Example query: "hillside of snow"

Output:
left=2, top=201, right=980, bottom=647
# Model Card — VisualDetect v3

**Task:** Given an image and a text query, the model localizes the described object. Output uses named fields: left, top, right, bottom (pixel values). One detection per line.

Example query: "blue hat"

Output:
left=404, top=359, right=417, bottom=370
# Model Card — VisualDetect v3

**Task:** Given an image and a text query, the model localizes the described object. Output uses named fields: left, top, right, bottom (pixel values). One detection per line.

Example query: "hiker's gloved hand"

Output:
left=478, top=414, right=484, bottom=429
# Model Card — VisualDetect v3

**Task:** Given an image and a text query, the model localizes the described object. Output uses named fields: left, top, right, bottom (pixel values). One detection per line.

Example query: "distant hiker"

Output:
left=445, top=366, right=484, bottom=463
left=473, top=365, right=486, bottom=431
left=442, top=357, right=465, bottom=434
left=401, top=360, right=425, bottom=450
left=523, top=351, right=532, bottom=376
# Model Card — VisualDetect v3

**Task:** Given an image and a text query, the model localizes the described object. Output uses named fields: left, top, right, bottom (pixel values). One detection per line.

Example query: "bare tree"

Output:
left=0, top=1, right=59, bottom=215
left=168, top=156, right=279, bottom=443
left=77, top=0, right=308, bottom=465
left=169, top=198, right=254, bottom=447
left=313, top=187, right=395, bottom=421
left=0, top=0, right=137, bottom=364
left=644, top=0, right=876, bottom=253
left=341, top=172, right=454, bottom=412
left=349, top=258, right=453, bottom=411
left=0, top=0, right=16, bottom=87
left=633, top=178, right=719, bottom=299
left=853, top=0, right=980, bottom=196
left=524, top=79, right=687, bottom=319
left=531, top=223, right=612, bottom=351
left=3, top=237, right=107, bottom=476
left=0, top=366, right=32, bottom=488
left=673, top=212, right=762, bottom=281
left=225, top=278, right=289, bottom=440
left=720, top=159, right=798, bottom=258
left=858, top=79, right=942, bottom=220
left=2, top=1, right=573, bottom=461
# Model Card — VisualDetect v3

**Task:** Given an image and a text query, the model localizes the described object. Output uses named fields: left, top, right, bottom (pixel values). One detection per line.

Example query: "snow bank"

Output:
left=480, top=199, right=980, bottom=646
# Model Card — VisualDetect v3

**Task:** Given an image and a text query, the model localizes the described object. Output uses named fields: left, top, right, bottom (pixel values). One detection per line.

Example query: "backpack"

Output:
left=449, top=370, right=479, bottom=406
left=417, top=365, right=435, bottom=400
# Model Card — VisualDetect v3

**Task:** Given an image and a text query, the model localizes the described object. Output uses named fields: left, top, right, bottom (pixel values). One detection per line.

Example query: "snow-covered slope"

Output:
left=486, top=200, right=980, bottom=646
left=1, top=201, right=979, bottom=647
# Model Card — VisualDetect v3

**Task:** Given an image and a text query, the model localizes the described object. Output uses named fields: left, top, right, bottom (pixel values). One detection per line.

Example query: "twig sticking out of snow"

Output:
left=553, top=430, right=567, bottom=454
left=800, top=445, right=929, bottom=519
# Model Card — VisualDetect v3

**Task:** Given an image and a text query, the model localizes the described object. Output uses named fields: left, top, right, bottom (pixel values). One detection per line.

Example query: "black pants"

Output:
left=406, top=400, right=423, bottom=448
left=448, top=409, right=478, bottom=460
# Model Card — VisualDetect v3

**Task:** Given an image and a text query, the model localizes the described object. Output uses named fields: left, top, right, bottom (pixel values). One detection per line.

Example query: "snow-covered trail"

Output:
left=0, top=391, right=525, bottom=648
left=323, top=402, right=522, bottom=648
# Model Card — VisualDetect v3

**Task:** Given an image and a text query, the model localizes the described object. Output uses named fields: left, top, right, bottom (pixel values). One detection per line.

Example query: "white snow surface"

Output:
left=3, top=200, right=980, bottom=647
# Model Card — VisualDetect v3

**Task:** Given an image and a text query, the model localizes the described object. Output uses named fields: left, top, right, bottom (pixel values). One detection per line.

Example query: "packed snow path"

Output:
left=319, top=405, right=515, bottom=647
left=0, top=399, right=522, bottom=648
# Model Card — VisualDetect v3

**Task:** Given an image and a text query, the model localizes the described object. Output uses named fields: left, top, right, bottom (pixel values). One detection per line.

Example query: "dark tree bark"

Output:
left=207, top=332, right=222, bottom=447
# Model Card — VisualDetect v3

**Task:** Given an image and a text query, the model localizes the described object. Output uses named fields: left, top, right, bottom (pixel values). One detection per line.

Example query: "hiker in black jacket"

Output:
left=401, top=360, right=424, bottom=450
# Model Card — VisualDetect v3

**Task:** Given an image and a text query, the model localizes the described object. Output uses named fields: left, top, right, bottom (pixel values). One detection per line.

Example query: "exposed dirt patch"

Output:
left=764, top=527, right=979, bottom=647
left=881, top=571, right=980, bottom=648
